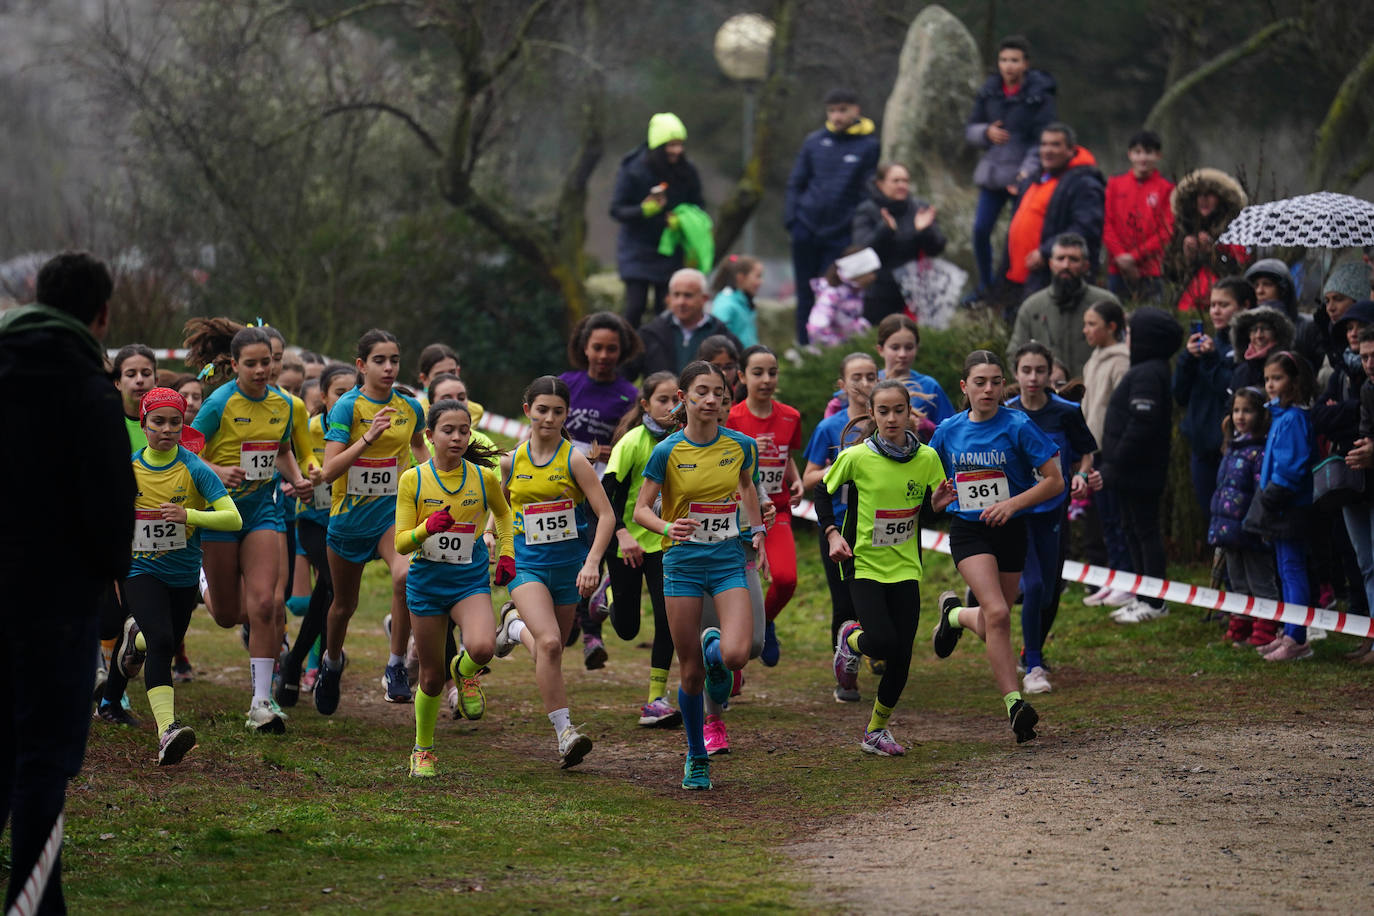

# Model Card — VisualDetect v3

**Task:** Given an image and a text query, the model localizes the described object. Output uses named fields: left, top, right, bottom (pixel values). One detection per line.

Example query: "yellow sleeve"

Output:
left=469, top=400, right=485, bottom=425
left=186, top=494, right=243, bottom=532
left=290, top=395, right=319, bottom=473
left=485, top=467, right=514, bottom=559
left=394, top=469, right=427, bottom=555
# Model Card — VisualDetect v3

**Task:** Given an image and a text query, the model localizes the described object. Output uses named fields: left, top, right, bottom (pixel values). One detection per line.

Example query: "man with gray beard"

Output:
left=1008, top=233, right=1120, bottom=377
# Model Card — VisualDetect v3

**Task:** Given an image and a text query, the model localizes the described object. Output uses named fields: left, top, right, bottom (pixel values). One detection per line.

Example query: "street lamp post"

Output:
left=713, top=13, right=775, bottom=256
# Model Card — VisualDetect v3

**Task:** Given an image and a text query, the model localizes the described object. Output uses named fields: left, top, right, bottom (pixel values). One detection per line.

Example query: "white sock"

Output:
left=323, top=651, right=342, bottom=670
left=508, top=619, right=527, bottom=643
left=388, top=653, right=405, bottom=668
left=250, top=657, right=274, bottom=704
left=548, top=707, right=571, bottom=738
left=705, top=694, right=724, bottom=717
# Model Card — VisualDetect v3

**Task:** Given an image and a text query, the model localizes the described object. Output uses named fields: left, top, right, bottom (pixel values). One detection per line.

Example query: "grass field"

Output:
left=47, top=536, right=1371, bottom=912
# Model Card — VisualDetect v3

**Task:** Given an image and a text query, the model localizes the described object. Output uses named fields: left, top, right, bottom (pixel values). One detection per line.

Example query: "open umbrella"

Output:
left=1219, top=191, right=1374, bottom=247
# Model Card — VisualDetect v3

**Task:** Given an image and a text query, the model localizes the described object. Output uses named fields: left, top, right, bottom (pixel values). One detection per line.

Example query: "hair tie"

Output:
left=197, top=363, right=215, bottom=380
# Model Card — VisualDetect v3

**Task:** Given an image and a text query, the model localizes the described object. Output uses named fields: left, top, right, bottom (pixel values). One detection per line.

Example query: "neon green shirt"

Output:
left=605, top=425, right=661, bottom=554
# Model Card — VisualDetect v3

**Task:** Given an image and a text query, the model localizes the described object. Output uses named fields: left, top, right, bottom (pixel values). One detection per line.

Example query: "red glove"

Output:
left=494, top=555, right=516, bottom=586
left=424, top=508, right=454, bottom=536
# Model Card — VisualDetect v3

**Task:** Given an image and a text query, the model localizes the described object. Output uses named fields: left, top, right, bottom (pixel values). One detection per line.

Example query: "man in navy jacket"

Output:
left=785, top=88, right=880, bottom=345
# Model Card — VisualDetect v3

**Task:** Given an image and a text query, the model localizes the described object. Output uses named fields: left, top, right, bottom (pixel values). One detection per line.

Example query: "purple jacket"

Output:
left=1208, top=434, right=1264, bottom=549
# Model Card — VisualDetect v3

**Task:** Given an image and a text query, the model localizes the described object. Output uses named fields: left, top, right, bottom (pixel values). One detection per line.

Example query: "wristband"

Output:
left=410, top=529, right=422, bottom=547
left=751, top=525, right=767, bottom=537
left=1078, top=471, right=1090, bottom=481
left=362, top=435, right=375, bottom=446
left=823, top=524, right=838, bottom=537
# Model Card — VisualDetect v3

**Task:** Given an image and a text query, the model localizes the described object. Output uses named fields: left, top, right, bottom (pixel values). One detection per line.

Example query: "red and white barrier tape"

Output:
left=476, top=411, right=528, bottom=440
left=7, top=812, right=63, bottom=916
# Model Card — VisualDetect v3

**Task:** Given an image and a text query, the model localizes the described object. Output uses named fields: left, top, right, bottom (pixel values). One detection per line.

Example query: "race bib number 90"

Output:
left=420, top=522, right=475, bottom=564
left=133, top=509, right=186, bottom=553
left=954, top=470, right=1008, bottom=510
left=872, top=507, right=916, bottom=547
left=348, top=457, right=398, bottom=496
left=687, top=501, right=739, bottom=544
left=525, top=499, right=578, bottom=544
left=239, top=441, right=277, bottom=480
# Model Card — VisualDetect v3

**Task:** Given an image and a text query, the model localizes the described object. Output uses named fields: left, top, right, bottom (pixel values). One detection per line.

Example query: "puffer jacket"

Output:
left=1230, top=305, right=1295, bottom=393
left=1167, top=169, right=1249, bottom=314
left=609, top=144, right=705, bottom=283
left=1208, top=434, right=1265, bottom=549
left=1248, top=399, right=1314, bottom=541
left=785, top=118, right=881, bottom=241
left=1101, top=307, right=1184, bottom=491
left=850, top=182, right=947, bottom=324
left=964, top=69, right=1058, bottom=190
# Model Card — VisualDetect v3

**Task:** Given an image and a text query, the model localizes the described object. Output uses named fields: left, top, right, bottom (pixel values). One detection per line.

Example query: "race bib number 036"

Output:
left=872, top=507, right=916, bottom=547
left=687, top=501, right=739, bottom=544
left=759, top=457, right=786, bottom=495
left=525, top=499, right=577, bottom=544
left=133, top=509, right=186, bottom=553
left=420, top=522, right=475, bottom=564
left=348, top=457, right=398, bottom=496
left=955, top=469, right=1008, bottom=510
left=240, top=441, right=277, bottom=480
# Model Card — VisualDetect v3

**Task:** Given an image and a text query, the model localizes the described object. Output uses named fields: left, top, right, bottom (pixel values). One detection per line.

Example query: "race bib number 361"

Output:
left=954, top=469, right=1008, bottom=510
left=348, top=457, right=398, bottom=496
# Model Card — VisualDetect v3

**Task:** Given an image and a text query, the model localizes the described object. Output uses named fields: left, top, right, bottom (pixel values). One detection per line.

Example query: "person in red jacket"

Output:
left=1104, top=130, right=1174, bottom=303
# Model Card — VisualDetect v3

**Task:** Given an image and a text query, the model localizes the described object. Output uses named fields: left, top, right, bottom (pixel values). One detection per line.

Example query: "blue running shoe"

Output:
left=760, top=620, right=780, bottom=667
left=701, top=627, right=730, bottom=706
left=682, top=754, right=713, bottom=790
left=314, top=651, right=346, bottom=715
left=384, top=661, right=413, bottom=703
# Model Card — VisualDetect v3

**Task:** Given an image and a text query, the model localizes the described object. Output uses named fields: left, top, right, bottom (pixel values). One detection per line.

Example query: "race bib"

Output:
left=525, top=499, right=577, bottom=544
left=420, top=522, right=475, bottom=564
left=758, top=457, right=787, bottom=495
left=687, top=501, right=739, bottom=544
left=312, top=481, right=332, bottom=511
left=955, top=469, right=1008, bottom=510
left=348, top=457, right=398, bottom=496
left=133, top=509, right=186, bottom=553
left=872, top=507, right=917, bottom=547
left=239, top=441, right=277, bottom=480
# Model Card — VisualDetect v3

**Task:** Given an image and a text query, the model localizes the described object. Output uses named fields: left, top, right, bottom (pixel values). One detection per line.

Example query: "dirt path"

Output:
left=792, top=712, right=1374, bottom=914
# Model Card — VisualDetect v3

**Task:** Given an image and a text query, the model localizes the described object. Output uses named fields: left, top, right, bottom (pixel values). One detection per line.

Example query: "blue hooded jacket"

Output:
left=784, top=119, right=881, bottom=242
left=1259, top=400, right=1313, bottom=504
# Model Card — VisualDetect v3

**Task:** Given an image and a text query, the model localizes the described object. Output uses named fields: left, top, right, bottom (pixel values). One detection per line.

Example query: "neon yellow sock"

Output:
left=1003, top=690, right=1022, bottom=714
left=147, top=685, right=175, bottom=734
left=415, top=688, right=441, bottom=748
left=947, top=606, right=966, bottom=630
left=135, top=630, right=147, bottom=652
left=846, top=628, right=863, bottom=653
left=456, top=649, right=480, bottom=678
left=867, top=700, right=894, bottom=733
left=648, top=667, right=669, bottom=704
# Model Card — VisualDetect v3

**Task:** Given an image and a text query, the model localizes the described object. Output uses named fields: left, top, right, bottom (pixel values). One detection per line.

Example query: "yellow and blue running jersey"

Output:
left=505, top=438, right=588, bottom=568
left=642, top=427, right=757, bottom=563
left=130, top=445, right=227, bottom=587
left=295, top=412, right=331, bottom=526
left=397, top=459, right=512, bottom=599
left=192, top=380, right=294, bottom=508
left=325, top=386, right=424, bottom=536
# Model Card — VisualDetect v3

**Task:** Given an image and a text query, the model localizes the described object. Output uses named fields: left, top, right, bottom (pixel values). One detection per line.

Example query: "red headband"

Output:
left=139, top=387, right=187, bottom=423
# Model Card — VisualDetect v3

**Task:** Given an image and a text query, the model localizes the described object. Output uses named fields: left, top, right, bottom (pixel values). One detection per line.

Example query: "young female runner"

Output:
left=187, top=320, right=312, bottom=733
left=634, top=361, right=767, bottom=790
left=802, top=352, right=879, bottom=700
left=873, top=314, right=955, bottom=430
left=395, top=399, right=515, bottom=777
left=126, top=388, right=242, bottom=763
left=819, top=380, right=954, bottom=755
left=317, top=329, right=429, bottom=714
left=114, top=343, right=157, bottom=450
left=726, top=345, right=803, bottom=666
left=493, top=376, right=615, bottom=768
left=928, top=350, right=1063, bottom=743
left=602, top=371, right=682, bottom=726
left=415, top=343, right=484, bottom=422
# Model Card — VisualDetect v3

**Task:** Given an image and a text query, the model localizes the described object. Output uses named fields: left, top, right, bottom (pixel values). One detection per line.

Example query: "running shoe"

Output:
left=1009, top=698, right=1039, bottom=744
left=383, top=661, right=413, bottom=703
left=1022, top=666, right=1052, bottom=695
left=275, top=650, right=301, bottom=708
left=96, top=700, right=138, bottom=727
left=860, top=728, right=905, bottom=757
left=314, top=652, right=347, bottom=715
left=582, top=634, right=608, bottom=670
left=172, top=656, right=194, bottom=684
left=1112, top=600, right=1169, bottom=624
left=833, top=685, right=860, bottom=703
left=1255, top=634, right=1287, bottom=655
left=833, top=620, right=861, bottom=692
left=117, top=617, right=146, bottom=679
left=409, top=747, right=437, bottom=778
left=383, top=612, right=392, bottom=641
left=93, top=653, right=108, bottom=703
left=245, top=698, right=286, bottom=734
left=703, top=714, right=730, bottom=756
left=638, top=696, right=682, bottom=728
left=447, top=685, right=461, bottom=719
left=588, top=574, right=612, bottom=624
left=1082, top=585, right=1115, bottom=606
left=932, top=591, right=964, bottom=658
left=1264, top=636, right=1314, bottom=661
left=701, top=627, right=731, bottom=706
left=682, top=754, right=712, bottom=790
left=157, top=722, right=197, bottom=766
left=494, top=601, right=522, bottom=658
left=557, top=725, right=593, bottom=769
left=1103, top=589, right=1135, bottom=607
left=866, top=656, right=886, bottom=676
left=454, top=675, right=486, bottom=720
left=760, top=620, right=780, bottom=667
left=301, top=667, right=318, bottom=693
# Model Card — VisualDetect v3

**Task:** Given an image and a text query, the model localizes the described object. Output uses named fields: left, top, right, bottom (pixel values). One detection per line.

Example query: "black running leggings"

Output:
left=845, top=578, right=921, bottom=709
left=607, top=549, right=675, bottom=671
left=284, top=519, right=333, bottom=671
left=820, top=531, right=857, bottom=646
left=121, top=575, right=198, bottom=690
left=99, top=583, right=131, bottom=705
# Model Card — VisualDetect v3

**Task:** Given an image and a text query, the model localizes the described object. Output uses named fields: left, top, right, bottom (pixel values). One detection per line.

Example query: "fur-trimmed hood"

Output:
left=1171, top=168, right=1247, bottom=232
left=1230, top=305, right=1295, bottom=364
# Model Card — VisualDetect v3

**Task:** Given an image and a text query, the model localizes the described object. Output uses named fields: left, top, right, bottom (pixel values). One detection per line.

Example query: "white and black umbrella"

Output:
left=1219, top=191, right=1374, bottom=248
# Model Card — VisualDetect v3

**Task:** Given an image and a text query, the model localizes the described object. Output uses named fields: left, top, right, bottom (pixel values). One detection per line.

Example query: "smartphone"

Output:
left=1191, top=320, right=1204, bottom=335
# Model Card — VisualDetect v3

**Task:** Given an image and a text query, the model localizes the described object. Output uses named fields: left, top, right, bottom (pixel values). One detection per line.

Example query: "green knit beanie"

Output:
left=647, top=113, right=687, bottom=149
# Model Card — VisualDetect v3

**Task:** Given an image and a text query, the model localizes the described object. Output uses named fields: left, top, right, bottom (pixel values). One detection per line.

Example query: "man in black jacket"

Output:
left=1100, top=306, right=1182, bottom=624
left=630, top=269, right=742, bottom=381
left=0, top=251, right=134, bottom=914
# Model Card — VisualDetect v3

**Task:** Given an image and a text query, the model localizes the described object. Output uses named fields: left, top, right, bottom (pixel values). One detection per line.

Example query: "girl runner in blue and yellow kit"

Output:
left=395, top=398, right=515, bottom=778
left=125, top=388, right=241, bottom=763
left=318, top=329, right=430, bottom=715
left=635, top=360, right=767, bottom=791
